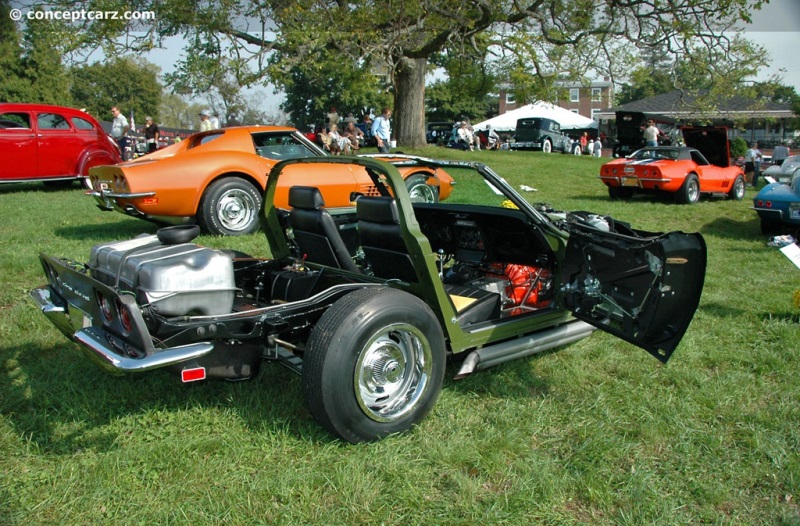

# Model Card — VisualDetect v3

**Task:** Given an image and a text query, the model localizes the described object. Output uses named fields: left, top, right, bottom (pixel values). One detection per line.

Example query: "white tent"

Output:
left=473, top=102, right=597, bottom=132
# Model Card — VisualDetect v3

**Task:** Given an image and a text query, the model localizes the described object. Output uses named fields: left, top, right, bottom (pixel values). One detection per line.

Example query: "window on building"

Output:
left=569, top=88, right=580, bottom=102
left=591, top=88, right=601, bottom=102
left=506, top=92, right=516, bottom=104
left=591, top=109, right=601, bottom=121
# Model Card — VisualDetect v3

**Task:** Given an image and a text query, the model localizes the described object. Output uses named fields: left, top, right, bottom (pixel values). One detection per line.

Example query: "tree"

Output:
left=1, top=6, right=72, bottom=105
left=71, top=57, right=162, bottom=126
left=44, top=0, right=770, bottom=147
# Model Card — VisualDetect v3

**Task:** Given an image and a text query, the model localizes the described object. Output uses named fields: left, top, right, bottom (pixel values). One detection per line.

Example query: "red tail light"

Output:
left=182, top=367, right=206, bottom=383
left=116, top=298, right=133, bottom=334
left=98, top=292, right=114, bottom=323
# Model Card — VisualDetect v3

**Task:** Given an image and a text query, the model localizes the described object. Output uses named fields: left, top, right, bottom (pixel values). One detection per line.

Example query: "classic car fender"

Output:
left=752, top=182, right=800, bottom=222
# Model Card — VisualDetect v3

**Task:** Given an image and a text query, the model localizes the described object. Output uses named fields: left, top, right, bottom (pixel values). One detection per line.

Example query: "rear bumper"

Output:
left=86, top=189, right=192, bottom=225
left=599, top=175, right=675, bottom=191
left=30, top=286, right=214, bottom=375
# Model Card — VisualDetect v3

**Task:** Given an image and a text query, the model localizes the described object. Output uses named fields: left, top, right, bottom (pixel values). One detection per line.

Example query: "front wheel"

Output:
left=198, top=177, right=262, bottom=236
left=542, top=139, right=552, bottom=153
left=727, top=175, right=745, bottom=201
left=302, top=287, right=446, bottom=443
left=405, top=174, right=439, bottom=203
left=572, top=144, right=582, bottom=155
left=676, top=174, right=700, bottom=204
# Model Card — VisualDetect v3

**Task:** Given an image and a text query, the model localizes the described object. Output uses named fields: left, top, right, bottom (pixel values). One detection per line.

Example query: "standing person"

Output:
left=210, top=112, right=221, bottom=130
left=772, top=141, right=790, bottom=167
left=744, top=141, right=763, bottom=187
left=327, top=107, right=340, bottom=128
left=199, top=110, right=214, bottom=131
left=371, top=107, right=392, bottom=154
left=144, top=116, right=160, bottom=153
left=110, top=106, right=130, bottom=160
left=643, top=119, right=660, bottom=147
left=580, top=131, right=589, bottom=153
left=593, top=137, right=603, bottom=157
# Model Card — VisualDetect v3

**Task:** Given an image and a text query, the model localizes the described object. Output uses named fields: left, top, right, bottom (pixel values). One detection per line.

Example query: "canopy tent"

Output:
left=473, top=102, right=597, bottom=132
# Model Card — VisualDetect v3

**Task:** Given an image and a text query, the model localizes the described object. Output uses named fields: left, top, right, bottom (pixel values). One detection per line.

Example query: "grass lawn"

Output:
left=1, top=147, right=798, bottom=525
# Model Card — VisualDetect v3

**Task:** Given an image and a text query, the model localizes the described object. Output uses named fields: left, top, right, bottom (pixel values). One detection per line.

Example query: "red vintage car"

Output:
left=0, top=103, right=121, bottom=186
left=88, top=126, right=455, bottom=236
left=599, top=127, right=745, bottom=203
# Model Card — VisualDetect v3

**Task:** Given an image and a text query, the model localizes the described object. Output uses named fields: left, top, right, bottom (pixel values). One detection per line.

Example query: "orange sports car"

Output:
left=599, top=126, right=745, bottom=204
left=88, top=126, right=455, bottom=235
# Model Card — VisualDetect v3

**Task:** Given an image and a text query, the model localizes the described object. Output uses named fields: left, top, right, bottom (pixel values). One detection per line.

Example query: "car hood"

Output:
left=681, top=127, right=731, bottom=167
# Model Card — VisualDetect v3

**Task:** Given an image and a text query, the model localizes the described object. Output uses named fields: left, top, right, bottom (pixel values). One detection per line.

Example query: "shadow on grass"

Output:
left=700, top=216, right=761, bottom=239
left=0, top=342, right=327, bottom=455
left=445, top=349, right=553, bottom=399
left=0, top=181, right=82, bottom=194
left=53, top=220, right=159, bottom=242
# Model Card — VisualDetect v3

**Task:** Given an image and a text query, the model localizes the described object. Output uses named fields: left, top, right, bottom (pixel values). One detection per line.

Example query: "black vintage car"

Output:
left=31, top=156, right=706, bottom=443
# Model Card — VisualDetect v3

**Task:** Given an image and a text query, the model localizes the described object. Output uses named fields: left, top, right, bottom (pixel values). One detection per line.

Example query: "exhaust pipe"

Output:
left=454, top=320, right=595, bottom=379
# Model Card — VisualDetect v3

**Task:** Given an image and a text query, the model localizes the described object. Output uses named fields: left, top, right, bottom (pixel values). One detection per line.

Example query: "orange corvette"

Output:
left=599, top=127, right=745, bottom=204
left=88, top=126, right=455, bottom=235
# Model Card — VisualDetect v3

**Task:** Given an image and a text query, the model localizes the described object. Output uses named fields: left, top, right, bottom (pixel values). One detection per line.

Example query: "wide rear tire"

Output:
left=198, top=177, right=262, bottom=236
left=676, top=174, right=700, bottom=204
left=302, top=287, right=446, bottom=443
left=727, top=175, right=746, bottom=201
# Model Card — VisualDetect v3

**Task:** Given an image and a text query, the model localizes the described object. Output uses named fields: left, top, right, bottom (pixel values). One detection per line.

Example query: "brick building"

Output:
left=498, top=80, right=613, bottom=122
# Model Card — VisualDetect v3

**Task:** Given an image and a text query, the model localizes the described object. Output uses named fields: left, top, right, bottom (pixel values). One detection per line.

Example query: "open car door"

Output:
left=560, top=221, right=706, bottom=363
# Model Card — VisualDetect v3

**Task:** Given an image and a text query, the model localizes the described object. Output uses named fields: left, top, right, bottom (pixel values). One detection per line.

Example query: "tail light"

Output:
left=98, top=292, right=114, bottom=323
left=116, top=298, right=133, bottom=334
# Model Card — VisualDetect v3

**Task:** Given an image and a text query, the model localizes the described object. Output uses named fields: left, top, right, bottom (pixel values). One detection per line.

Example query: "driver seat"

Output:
left=288, top=186, right=360, bottom=273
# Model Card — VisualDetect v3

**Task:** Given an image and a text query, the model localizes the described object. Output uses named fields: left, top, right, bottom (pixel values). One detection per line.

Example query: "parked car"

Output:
left=752, top=174, right=800, bottom=234
left=87, top=126, right=454, bottom=236
left=599, top=127, right=745, bottom=203
left=426, top=121, right=455, bottom=145
left=31, top=156, right=707, bottom=443
left=0, top=103, right=121, bottom=186
left=509, top=117, right=582, bottom=154
left=761, top=154, right=800, bottom=184
left=611, top=111, right=677, bottom=158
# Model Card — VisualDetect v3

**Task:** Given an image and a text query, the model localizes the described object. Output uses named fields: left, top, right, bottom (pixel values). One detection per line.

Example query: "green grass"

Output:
left=2, top=148, right=799, bottom=525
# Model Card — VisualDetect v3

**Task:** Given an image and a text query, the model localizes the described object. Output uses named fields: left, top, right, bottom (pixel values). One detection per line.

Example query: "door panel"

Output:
left=561, top=224, right=706, bottom=362
left=0, top=111, right=37, bottom=179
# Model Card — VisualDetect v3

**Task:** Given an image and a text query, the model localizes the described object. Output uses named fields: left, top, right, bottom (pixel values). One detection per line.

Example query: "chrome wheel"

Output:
left=355, top=323, right=433, bottom=423
left=542, top=140, right=552, bottom=153
left=216, top=188, right=258, bottom=232
left=686, top=178, right=700, bottom=203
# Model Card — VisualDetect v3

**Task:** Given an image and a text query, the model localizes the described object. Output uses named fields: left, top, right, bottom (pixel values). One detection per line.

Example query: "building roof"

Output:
left=596, top=89, right=795, bottom=120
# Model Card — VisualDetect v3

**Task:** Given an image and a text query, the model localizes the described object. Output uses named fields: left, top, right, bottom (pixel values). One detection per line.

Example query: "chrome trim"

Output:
left=74, top=328, right=214, bottom=374
left=86, top=190, right=156, bottom=199
left=455, top=320, right=595, bottom=379
left=31, top=286, right=214, bottom=374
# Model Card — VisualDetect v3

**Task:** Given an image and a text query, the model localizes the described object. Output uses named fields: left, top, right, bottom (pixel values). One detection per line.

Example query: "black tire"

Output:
left=405, top=174, right=439, bottom=203
left=676, top=174, right=700, bottom=204
left=572, top=144, right=582, bottom=155
left=760, top=218, right=782, bottom=236
left=727, top=175, right=745, bottom=201
left=302, top=287, right=446, bottom=443
left=542, top=139, right=552, bottom=153
left=608, top=186, right=633, bottom=200
left=198, top=177, right=262, bottom=236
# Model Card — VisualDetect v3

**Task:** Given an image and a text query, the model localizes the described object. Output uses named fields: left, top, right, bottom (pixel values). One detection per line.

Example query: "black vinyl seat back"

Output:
left=288, top=186, right=360, bottom=272
left=357, top=196, right=418, bottom=282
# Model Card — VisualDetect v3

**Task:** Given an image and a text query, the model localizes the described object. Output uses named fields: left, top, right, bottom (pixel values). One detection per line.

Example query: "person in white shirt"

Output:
left=457, top=121, right=475, bottom=151
left=199, top=109, right=214, bottom=132
left=110, top=106, right=130, bottom=159
left=371, top=107, right=393, bottom=153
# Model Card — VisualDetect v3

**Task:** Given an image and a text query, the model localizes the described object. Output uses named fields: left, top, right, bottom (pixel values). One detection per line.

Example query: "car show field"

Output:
left=1, top=148, right=798, bottom=524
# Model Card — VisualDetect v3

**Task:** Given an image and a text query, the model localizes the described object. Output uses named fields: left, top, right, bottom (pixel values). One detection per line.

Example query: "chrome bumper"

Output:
left=30, top=286, right=214, bottom=375
left=86, top=189, right=155, bottom=212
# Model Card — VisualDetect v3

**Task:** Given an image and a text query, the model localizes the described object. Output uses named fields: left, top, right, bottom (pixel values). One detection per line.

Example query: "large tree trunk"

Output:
left=393, top=57, right=428, bottom=149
